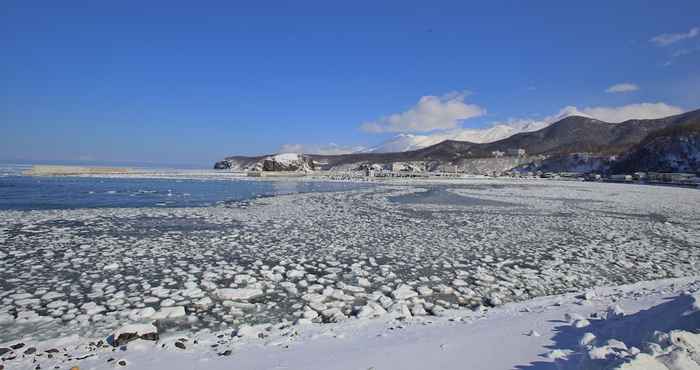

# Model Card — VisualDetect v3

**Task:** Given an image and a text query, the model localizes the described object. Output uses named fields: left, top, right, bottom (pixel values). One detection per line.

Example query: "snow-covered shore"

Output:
left=2, top=276, right=700, bottom=370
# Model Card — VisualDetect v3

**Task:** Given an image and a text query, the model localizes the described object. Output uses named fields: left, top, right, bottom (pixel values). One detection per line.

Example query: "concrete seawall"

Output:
left=24, top=165, right=130, bottom=176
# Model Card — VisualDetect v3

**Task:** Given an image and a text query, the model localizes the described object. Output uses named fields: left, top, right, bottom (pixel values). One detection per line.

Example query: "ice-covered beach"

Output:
left=1, top=177, right=699, bottom=369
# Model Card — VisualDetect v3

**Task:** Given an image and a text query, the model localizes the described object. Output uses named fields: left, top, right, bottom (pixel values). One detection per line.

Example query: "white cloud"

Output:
left=576, top=102, right=684, bottom=123
left=278, top=143, right=366, bottom=155
left=498, top=103, right=684, bottom=125
left=605, top=83, right=639, bottom=93
left=650, top=26, right=699, bottom=46
left=360, top=91, right=485, bottom=133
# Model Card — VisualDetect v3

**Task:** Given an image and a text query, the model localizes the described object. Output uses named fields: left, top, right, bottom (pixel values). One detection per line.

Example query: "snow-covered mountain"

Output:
left=363, top=107, right=595, bottom=154
left=365, top=120, right=556, bottom=153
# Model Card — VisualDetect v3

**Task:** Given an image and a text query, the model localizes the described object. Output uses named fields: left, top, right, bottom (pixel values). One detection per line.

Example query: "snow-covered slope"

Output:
left=614, top=120, right=700, bottom=174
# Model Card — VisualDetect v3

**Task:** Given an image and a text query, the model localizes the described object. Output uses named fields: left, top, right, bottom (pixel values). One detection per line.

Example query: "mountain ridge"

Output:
left=215, top=109, right=700, bottom=174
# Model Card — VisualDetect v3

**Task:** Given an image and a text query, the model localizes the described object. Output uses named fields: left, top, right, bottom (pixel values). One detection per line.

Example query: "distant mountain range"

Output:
left=215, top=109, right=700, bottom=174
left=363, top=121, right=552, bottom=153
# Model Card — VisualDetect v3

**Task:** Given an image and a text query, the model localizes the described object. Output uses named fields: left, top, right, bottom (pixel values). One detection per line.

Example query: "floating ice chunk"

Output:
left=11, top=292, right=33, bottom=300
left=0, top=313, right=14, bottom=323
left=182, top=288, right=205, bottom=298
left=216, top=288, right=264, bottom=301
left=321, top=308, right=347, bottom=323
left=151, top=287, right=170, bottom=298
left=378, top=295, right=393, bottom=309
left=356, top=302, right=387, bottom=319
left=302, top=309, right=319, bottom=320
left=434, top=284, right=455, bottom=295
left=286, top=270, right=305, bottom=279
left=391, top=285, right=418, bottom=300
left=15, top=298, right=40, bottom=306
left=617, top=353, right=668, bottom=370
left=151, top=306, right=186, bottom=320
left=337, top=282, right=365, bottom=293
left=128, top=307, right=156, bottom=321
left=452, top=279, right=468, bottom=287
left=357, top=278, right=371, bottom=288
left=546, top=349, right=572, bottom=359
left=41, top=291, right=65, bottom=301
left=16, top=310, right=51, bottom=323
left=279, top=281, right=298, bottom=295
left=410, top=303, right=427, bottom=316
left=103, top=263, right=120, bottom=271
left=389, top=302, right=413, bottom=319
left=668, top=330, right=700, bottom=353
left=81, top=302, right=106, bottom=316
left=234, top=274, right=254, bottom=285
left=193, top=296, right=213, bottom=309
left=47, top=300, right=69, bottom=309
left=579, top=332, right=596, bottom=346
left=302, top=293, right=327, bottom=303
left=200, top=280, right=217, bottom=291
left=417, top=286, right=433, bottom=296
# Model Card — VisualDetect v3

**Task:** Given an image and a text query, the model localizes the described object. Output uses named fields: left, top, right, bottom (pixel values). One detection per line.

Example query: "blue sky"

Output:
left=1, top=1, right=699, bottom=166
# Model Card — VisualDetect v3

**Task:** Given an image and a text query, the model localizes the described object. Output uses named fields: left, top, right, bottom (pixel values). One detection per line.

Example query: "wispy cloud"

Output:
left=360, top=91, right=485, bottom=133
left=575, top=102, right=684, bottom=123
left=650, top=26, right=699, bottom=46
left=663, top=46, right=700, bottom=66
left=605, top=83, right=639, bottom=93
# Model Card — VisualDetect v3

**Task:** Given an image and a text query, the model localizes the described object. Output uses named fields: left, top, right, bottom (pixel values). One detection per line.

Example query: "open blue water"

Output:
left=0, top=164, right=369, bottom=210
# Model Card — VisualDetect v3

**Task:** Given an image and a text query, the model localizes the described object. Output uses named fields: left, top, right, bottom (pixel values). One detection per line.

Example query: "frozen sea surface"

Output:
left=389, top=187, right=516, bottom=207
left=0, top=179, right=699, bottom=345
left=0, top=174, right=370, bottom=210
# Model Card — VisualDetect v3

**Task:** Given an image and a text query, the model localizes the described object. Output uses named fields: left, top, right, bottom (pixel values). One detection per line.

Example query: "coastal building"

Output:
left=506, top=148, right=526, bottom=157
left=609, top=174, right=633, bottom=182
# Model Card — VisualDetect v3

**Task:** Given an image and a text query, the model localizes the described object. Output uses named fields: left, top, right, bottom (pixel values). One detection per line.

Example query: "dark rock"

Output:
left=109, top=325, right=159, bottom=347
left=213, top=160, right=231, bottom=170
left=10, top=343, right=25, bottom=350
left=219, top=350, right=232, bottom=356
left=113, top=333, right=139, bottom=347
left=24, top=347, right=37, bottom=355
left=118, top=360, right=127, bottom=366
left=174, top=342, right=186, bottom=350
left=0, top=348, right=10, bottom=356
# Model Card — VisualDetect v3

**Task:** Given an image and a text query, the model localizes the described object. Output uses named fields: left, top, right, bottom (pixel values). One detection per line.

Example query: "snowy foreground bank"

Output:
left=2, top=276, right=700, bottom=370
